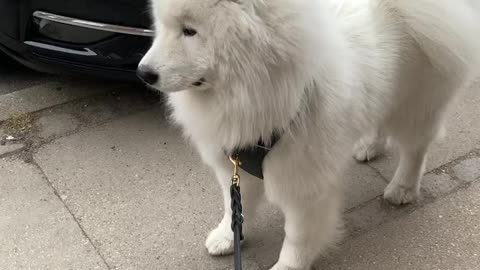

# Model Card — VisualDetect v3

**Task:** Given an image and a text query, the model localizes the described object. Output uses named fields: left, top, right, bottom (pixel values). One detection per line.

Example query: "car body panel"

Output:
left=0, top=0, right=152, bottom=81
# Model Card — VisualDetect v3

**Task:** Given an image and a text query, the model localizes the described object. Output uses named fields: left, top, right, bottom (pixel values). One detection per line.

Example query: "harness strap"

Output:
left=231, top=133, right=281, bottom=179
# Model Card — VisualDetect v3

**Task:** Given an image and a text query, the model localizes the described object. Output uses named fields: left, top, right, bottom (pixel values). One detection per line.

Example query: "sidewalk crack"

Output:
left=30, top=158, right=113, bottom=270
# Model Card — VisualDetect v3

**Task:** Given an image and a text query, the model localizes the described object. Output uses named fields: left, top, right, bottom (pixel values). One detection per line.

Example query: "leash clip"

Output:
left=229, top=155, right=241, bottom=186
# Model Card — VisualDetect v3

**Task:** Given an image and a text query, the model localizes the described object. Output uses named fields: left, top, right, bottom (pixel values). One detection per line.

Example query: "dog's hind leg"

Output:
left=268, top=189, right=343, bottom=270
left=353, top=128, right=386, bottom=162
left=383, top=83, right=451, bottom=206
left=383, top=140, right=428, bottom=205
left=264, top=158, right=344, bottom=270
left=203, top=151, right=264, bottom=256
left=383, top=121, right=442, bottom=205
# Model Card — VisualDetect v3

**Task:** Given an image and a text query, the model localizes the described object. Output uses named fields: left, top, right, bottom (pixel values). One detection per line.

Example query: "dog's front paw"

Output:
left=384, top=183, right=419, bottom=205
left=205, top=226, right=234, bottom=256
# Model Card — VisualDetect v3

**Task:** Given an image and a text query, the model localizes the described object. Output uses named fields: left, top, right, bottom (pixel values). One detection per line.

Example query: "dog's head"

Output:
left=138, top=0, right=293, bottom=93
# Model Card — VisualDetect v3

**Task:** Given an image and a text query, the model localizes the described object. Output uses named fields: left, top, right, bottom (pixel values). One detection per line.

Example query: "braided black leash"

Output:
left=229, top=155, right=244, bottom=270
left=231, top=181, right=244, bottom=270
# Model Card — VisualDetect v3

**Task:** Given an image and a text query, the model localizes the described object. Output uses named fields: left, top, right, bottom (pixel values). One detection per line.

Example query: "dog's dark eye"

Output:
left=182, top=27, right=197, bottom=37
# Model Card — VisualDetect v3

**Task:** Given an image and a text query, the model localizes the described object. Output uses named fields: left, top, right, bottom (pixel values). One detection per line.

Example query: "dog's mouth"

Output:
left=192, top=78, right=206, bottom=87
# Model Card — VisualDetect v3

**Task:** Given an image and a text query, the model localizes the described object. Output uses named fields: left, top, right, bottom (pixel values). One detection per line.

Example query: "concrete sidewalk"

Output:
left=1, top=81, right=480, bottom=269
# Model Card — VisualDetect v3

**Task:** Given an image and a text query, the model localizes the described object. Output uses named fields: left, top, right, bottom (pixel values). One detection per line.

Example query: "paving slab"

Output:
left=369, top=82, right=480, bottom=180
left=422, top=173, right=459, bottom=198
left=0, top=143, right=25, bottom=156
left=453, top=157, right=480, bottom=183
left=37, top=113, right=80, bottom=139
left=34, top=107, right=265, bottom=270
left=0, top=79, right=120, bottom=121
left=0, top=158, right=108, bottom=270
left=317, top=182, right=480, bottom=270
left=343, top=163, right=386, bottom=210
left=344, top=196, right=412, bottom=236
left=34, top=106, right=389, bottom=270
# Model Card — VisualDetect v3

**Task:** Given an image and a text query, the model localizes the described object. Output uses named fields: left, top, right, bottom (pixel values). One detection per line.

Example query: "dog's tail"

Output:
left=390, top=0, right=480, bottom=83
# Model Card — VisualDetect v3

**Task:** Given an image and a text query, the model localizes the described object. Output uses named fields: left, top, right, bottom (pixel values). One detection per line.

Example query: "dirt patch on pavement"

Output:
left=3, top=113, right=34, bottom=136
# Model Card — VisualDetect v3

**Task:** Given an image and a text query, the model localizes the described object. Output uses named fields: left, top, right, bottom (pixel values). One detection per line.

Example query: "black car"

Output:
left=0, top=0, right=153, bottom=81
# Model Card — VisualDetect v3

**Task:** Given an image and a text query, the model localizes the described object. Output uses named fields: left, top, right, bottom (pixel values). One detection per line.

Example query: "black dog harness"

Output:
left=232, top=134, right=281, bottom=179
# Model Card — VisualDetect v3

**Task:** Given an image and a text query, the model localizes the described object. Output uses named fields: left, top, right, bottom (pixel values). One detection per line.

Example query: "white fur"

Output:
left=140, top=0, right=480, bottom=269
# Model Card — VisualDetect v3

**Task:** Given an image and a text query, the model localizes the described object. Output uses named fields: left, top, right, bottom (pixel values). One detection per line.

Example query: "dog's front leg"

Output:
left=201, top=148, right=264, bottom=256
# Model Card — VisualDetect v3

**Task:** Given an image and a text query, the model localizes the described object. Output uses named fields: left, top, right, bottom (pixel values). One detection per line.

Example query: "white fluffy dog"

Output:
left=138, top=0, right=480, bottom=269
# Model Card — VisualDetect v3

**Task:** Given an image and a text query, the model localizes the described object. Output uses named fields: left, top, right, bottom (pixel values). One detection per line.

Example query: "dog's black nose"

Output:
left=137, top=66, right=159, bottom=85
